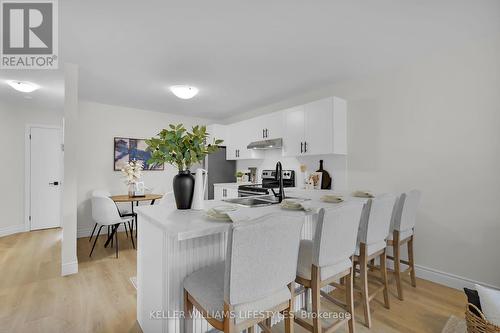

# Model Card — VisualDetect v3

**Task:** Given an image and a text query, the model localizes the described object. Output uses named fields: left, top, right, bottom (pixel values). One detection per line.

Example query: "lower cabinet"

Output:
left=214, top=186, right=238, bottom=201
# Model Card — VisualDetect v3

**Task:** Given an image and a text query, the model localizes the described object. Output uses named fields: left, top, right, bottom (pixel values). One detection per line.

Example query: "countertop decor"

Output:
left=145, top=124, right=223, bottom=209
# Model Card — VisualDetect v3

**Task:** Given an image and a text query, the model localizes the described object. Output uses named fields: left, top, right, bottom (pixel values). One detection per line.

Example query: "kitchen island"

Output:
left=136, top=190, right=367, bottom=333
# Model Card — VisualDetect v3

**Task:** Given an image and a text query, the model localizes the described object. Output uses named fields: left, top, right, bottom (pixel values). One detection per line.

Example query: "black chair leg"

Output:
left=115, top=224, right=119, bottom=258
left=89, top=225, right=103, bottom=257
left=124, top=222, right=129, bottom=238
left=128, top=221, right=135, bottom=249
left=89, top=223, right=98, bottom=242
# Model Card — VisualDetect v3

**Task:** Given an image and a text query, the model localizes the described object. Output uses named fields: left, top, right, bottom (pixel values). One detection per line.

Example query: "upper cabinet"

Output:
left=283, top=97, right=346, bottom=156
left=250, top=111, right=284, bottom=141
left=213, top=96, right=346, bottom=160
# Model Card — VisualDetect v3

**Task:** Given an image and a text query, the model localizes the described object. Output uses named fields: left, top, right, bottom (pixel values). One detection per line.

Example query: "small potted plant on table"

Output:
left=146, top=124, right=222, bottom=209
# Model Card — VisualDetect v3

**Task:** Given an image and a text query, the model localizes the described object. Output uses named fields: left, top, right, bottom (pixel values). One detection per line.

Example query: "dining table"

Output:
left=105, top=193, right=164, bottom=248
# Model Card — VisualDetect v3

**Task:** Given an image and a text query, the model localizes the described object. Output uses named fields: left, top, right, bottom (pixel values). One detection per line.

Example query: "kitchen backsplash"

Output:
left=236, top=150, right=347, bottom=191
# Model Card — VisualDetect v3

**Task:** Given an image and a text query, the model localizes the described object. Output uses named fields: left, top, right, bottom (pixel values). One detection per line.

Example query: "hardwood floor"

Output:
left=0, top=229, right=466, bottom=333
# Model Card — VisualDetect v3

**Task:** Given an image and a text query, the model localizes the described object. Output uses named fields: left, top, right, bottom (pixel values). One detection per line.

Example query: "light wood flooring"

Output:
left=0, top=228, right=466, bottom=333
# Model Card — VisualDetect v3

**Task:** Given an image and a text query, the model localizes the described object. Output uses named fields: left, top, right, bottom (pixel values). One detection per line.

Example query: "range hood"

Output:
left=247, top=138, right=283, bottom=150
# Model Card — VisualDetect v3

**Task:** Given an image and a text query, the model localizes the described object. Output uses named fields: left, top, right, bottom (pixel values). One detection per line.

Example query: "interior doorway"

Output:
left=26, top=125, right=63, bottom=231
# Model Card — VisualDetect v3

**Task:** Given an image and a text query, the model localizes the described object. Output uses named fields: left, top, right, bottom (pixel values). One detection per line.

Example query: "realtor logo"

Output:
left=1, top=0, right=58, bottom=69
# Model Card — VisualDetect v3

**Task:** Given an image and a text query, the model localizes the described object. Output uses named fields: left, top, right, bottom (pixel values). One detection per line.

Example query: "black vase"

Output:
left=173, top=170, right=195, bottom=209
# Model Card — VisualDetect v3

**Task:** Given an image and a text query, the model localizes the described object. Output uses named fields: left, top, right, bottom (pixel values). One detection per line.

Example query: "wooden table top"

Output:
left=110, top=194, right=163, bottom=203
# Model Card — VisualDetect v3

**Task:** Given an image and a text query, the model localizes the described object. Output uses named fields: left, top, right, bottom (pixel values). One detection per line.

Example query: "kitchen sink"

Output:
left=222, top=195, right=308, bottom=207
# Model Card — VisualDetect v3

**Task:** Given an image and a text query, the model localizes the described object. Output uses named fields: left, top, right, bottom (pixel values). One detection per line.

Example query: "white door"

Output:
left=283, top=105, right=305, bottom=156
left=262, top=111, right=284, bottom=140
left=304, top=97, right=334, bottom=155
left=30, top=127, right=62, bottom=230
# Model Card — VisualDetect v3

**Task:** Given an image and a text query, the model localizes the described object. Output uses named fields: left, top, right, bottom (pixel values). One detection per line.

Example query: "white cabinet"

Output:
left=206, top=124, right=228, bottom=144
left=226, top=120, right=263, bottom=160
left=250, top=111, right=284, bottom=141
left=214, top=185, right=238, bottom=200
left=283, top=97, right=346, bottom=156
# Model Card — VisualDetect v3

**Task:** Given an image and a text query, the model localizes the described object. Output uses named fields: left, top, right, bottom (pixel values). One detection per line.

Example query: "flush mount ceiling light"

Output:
left=169, top=85, right=199, bottom=99
left=6, top=80, right=40, bottom=93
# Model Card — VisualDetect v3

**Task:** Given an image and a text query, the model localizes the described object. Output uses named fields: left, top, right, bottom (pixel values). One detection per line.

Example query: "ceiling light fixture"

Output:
left=169, top=85, right=199, bottom=99
left=6, top=80, right=40, bottom=93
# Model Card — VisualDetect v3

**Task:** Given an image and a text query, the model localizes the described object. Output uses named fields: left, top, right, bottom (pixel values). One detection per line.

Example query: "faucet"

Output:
left=273, top=161, right=285, bottom=203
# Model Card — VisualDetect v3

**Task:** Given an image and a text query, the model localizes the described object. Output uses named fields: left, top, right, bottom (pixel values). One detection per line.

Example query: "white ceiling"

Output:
left=9, top=0, right=498, bottom=119
left=0, top=70, right=64, bottom=110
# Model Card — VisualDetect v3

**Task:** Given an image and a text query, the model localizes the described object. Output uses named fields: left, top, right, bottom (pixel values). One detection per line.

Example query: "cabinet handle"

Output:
left=265, top=129, right=268, bottom=138
left=263, top=129, right=265, bottom=138
left=300, top=142, right=303, bottom=153
left=304, top=141, right=307, bottom=153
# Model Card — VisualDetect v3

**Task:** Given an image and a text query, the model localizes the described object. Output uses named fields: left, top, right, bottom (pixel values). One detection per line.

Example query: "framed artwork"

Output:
left=114, top=137, right=164, bottom=171
left=308, top=172, right=323, bottom=190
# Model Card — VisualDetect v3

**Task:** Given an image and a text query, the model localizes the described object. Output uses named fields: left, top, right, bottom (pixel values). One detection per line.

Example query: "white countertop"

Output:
left=137, top=189, right=370, bottom=241
left=213, top=182, right=252, bottom=188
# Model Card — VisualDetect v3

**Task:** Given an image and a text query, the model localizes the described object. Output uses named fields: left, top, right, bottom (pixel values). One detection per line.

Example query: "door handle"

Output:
left=300, top=142, right=303, bottom=153
left=304, top=141, right=307, bottom=153
left=49, top=181, right=59, bottom=186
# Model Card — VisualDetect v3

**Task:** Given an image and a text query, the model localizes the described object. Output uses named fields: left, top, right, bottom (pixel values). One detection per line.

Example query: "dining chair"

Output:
left=89, top=190, right=133, bottom=244
left=294, top=203, right=364, bottom=333
left=90, top=194, right=135, bottom=258
left=386, top=190, right=421, bottom=300
left=353, top=194, right=396, bottom=328
left=183, top=212, right=304, bottom=333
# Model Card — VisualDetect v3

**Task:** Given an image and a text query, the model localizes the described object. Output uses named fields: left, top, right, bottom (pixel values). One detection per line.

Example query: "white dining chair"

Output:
left=90, top=194, right=135, bottom=258
left=89, top=190, right=133, bottom=244
left=294, top=203, right=364, bottom=333
left=353, top=194, right=396, bottom=328
left=386, top=189, right=421, bottom=300
left=183, top=212, right=304, bottom=333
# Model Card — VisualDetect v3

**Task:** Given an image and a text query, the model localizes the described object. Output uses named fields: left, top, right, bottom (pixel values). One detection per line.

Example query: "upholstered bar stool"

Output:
left=294, top=203, right=364, bottom=333
left=386, top=190, right=421, bottom=300
left=352, top=194, right=396, bottom=328
left=183, top=212, right=304, bottom=333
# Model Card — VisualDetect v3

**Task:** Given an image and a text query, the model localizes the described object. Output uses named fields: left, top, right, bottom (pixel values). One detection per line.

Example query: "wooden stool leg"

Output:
left=223, top=302, right=235, bottom=333
left=408, top=235, right=417, bottom=287
left=183, top=289, right=194, bottom=333
left=359, top=244, right=372, bottom=328
left=393, top=231, right=404, bottom=300
left=284, top=282, right=295, bottom=333
left=247, top=327, right=254, bottom=333
left=346, top=266, right=356, bottom=333
left=311, top=265, right=322, bottom=333
left=380, top=250, right=390, bottom=309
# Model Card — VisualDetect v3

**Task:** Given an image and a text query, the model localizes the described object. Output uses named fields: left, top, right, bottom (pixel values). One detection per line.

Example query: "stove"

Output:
left=238, top=169, right=295, bottom=197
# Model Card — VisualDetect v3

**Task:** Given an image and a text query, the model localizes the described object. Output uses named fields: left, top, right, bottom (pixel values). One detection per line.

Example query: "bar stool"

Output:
left=386, top=190, right=421, bottom=300
left=294, top=203, right=364, bottom=333
left=183, top=212, right=304, bottom=333
left=353, top=194, right=396, bottom=328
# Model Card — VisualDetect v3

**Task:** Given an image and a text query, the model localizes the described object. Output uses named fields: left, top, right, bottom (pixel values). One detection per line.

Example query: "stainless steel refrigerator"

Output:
left=204, top=146, right=236, bottom=199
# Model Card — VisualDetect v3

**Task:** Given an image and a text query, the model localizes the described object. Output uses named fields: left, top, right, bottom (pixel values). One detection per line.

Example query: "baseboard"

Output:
left=0, top=224, right=27, bottom=238
left=415, top=264, right=500, bottom=291
left=61, top=260, right=78, bottom=276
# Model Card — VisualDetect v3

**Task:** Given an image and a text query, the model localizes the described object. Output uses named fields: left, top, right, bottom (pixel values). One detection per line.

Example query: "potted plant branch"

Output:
left=146, top=124, right=223, bottom=209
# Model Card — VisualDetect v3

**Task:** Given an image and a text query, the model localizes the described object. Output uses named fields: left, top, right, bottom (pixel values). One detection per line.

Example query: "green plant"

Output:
left=235, top=171, right=244, bottom=178
left=145, top=124, right=223, bottom=171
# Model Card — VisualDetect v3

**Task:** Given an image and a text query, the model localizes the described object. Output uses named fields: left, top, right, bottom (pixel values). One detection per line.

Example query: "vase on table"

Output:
left=128, top=183, right=136, bottom=197
left=173, top=170, right=195, bottom=209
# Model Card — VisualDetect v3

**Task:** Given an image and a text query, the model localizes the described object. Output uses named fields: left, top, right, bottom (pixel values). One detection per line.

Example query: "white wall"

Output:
left=0, top=100, right=63, bottom=237
left=237, top=150, right=347, bottom=191
left=61, top=64, right=79, bottom=276
left=233, top=35, right=500, bottom=288
left=336, top=36, right=500, bottom=288
left=76, top=101, right=212, bottom=237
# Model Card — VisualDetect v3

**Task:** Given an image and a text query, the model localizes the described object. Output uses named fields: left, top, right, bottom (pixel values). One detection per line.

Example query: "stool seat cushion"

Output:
left=387, top=228, right=413, bottom=241
left=297, top=240, right=352, bottom=280
left=184, top=262, right=290, bottom=324
left=355, top=240, right=387, bottom=257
